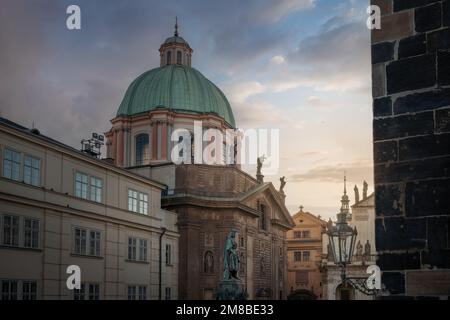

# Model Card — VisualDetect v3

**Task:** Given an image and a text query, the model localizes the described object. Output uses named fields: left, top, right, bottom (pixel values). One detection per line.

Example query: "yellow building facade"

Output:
left=286, top=208, right=326, bottom=299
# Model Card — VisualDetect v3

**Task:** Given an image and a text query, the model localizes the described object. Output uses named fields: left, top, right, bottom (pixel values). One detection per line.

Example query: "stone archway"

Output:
left=335, top=282, right=355, bottom=300
left=287, top=289, right=318, bottom=300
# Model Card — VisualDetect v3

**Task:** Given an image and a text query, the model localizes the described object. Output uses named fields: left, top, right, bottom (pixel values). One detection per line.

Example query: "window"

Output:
left=127, top=237, right=147, bottom=261
left=74, top=228, right=87, bottom=255
left=127, top=285, right=136, bottom=300
left=128, top=285, right=147, bottom=300
left=128, top=189, right=138, bottom=212
left=23, top=155, right=41, bottom=186
left=135, top=134, right=149, bottom=166
left=1, top=280, right=17, bottom=300
left=302, top=230, right=311, bottom=238
left=3, top=215, right=19, bottom=246
left=3, top=149, right=21, bottom=181
left=165, top=287, right=171, bottom=300
left=89, top=231, right=101, bottom=256
left=128, top=189, right=148, bottom=215
left=294, top=231, right=302, bottom=238
left=294, top=251, right=301, bottom=262
left=139, top=239, right=147, bottom=261
left=138, top=286, right=146, bottom=300
left=75, top=172, right=103, bottom=203
left=74, top=283, right=99, bottom=300
left=24, top=218, right=39, bottom=248
left=88, top=284, right=100, bottom=300
left=166, top=244, right=172, bottom=265
left=177, top=51, right=182, bottom=64
left=73, top=227, right=100, bottom=256
left=302, top=251, right=310, bottom=262
left=139, top=193, right=148, bottom=215
left=128, top=237, right=137, bottom=260
left=22, top=281, right=37, bottom=300
left=90, top=177, right=102, bottom=203
left=75, top=172, right=88, bottom=199
left=74, top=283, right=85, bottom=300
left=166, top=51, right=172, bottom=65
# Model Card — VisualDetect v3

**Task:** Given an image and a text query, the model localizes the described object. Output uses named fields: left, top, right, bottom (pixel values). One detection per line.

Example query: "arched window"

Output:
left=166, top=51, right=172, bottom=65
left=177, top=51, right=182, bottom=64
left=260, top=203, right=267, bottom=231
left=135, top=134, right=149, bottom=166
left=204, top=251, right=214, bottom=274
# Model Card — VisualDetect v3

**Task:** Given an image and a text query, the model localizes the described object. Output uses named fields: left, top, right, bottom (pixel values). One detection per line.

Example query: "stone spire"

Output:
left=339, top=174, right=351, bottom=220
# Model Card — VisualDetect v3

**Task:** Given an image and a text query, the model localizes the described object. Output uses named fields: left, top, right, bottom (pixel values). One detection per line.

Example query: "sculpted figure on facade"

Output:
left=223, top=230, right=240, bottom=280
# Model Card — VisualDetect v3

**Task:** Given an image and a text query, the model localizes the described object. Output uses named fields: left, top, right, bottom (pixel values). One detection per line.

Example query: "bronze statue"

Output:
left=279, top=176, right=286, bottom=193
left=223, top=230, right=240, bottom=280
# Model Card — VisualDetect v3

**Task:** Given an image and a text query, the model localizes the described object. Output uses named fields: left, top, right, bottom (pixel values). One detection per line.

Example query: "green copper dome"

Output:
left=117, top=65, right=236, bottom=128
left=164, top=35, right=189, bottom=45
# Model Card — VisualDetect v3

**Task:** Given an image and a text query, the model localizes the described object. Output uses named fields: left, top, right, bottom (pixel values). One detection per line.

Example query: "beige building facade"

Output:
left=0, top=118, right=178, bottom=300
left=286, top=208, right=326, bottom=299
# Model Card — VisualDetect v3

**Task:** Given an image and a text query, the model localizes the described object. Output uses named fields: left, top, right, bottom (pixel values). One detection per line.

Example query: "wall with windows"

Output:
left=0, top=120, right=178, bottom=300
left=286, top=210, right=326, bottom=299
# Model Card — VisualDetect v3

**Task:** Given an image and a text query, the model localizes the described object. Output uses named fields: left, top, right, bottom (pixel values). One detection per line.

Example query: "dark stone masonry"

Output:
left=371, top=0, right=450, bottom=298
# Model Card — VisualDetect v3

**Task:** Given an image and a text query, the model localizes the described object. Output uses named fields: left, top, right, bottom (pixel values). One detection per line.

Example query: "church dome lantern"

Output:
left=159, top=18, right=193, bottom=67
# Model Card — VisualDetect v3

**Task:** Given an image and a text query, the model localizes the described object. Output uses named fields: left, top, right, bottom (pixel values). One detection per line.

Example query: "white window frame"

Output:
left=73, top=282, right=100, bottom=300
left=23, top=218, right=39, bottom=248
left=23, top=154, right=41, bottom=186
left=90, top=176, right=103, bottom=203
left=127, top=236, right=147, bottom=262
left=165, top=243, right=172, bottom=265
left=0, top=280, right=37, bottom=300
left=2, top=214, right=20, bottom=247
left=128, top=189, right=149, bottom=215
left=72, top=226, right=101, bottom=257
left=3, top=148, right=21, bottom=181
left=75, top=171, right=103, bottom=203
left=127, top=285, right=147, bottom=300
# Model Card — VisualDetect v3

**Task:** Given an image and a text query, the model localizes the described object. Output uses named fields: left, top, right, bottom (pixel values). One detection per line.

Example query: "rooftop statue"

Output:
left=279, top=176, right=286, bottom=193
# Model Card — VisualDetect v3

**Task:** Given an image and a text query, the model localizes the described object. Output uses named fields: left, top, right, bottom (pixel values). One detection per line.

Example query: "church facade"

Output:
left=105, top=24, right=295, bottom=299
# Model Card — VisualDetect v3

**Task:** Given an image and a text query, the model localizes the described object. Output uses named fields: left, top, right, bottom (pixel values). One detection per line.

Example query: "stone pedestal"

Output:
left=256, top=174, right=264, bottom=184
left=216, top=279, right=247, bottom=300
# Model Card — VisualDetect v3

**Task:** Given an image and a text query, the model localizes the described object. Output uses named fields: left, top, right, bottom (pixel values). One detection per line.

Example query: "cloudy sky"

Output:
left=0, top=0, right=373, bottom=219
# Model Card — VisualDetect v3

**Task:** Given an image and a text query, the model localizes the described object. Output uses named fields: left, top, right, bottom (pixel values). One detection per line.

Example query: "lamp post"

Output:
left=326, top=175, right=379, bottom=297
left=326, top=214, right=379, bottom=297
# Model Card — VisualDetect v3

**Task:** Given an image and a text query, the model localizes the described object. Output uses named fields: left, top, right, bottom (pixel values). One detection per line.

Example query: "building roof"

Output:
left=163, top=35, right=189, bottom=46
left=116, top=64, right=236, bottom=128
left=292, top=209, right=327, bottom=226
left=351, top=192, right=375, bottom=208
left=0, top=117, right=166, bottom=190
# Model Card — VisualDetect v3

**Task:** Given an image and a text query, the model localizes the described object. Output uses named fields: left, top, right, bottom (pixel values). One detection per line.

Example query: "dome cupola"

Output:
left=159, top=18, right=193, bottom=67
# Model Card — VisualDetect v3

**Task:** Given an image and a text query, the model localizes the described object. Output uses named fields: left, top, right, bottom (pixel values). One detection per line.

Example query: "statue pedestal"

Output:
left=216, top=278, right=247, bottom=300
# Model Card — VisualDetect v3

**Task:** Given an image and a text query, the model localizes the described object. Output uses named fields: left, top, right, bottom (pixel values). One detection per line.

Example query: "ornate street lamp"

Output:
left=327, top=211, right=357, bottom=268
left=326, top=176, right=379, bottom=297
